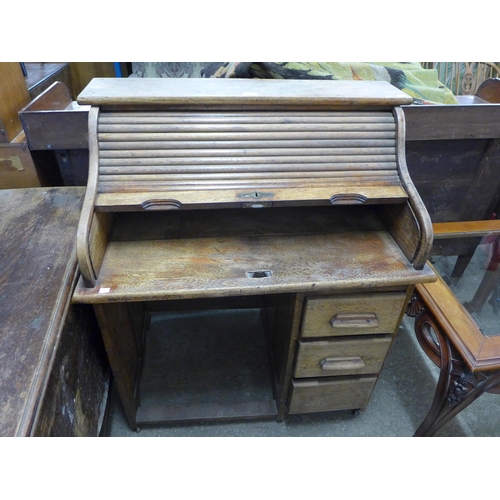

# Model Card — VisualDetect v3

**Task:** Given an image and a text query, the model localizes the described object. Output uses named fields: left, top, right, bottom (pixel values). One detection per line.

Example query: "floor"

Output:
left=105, top=309, right=500, bottom=438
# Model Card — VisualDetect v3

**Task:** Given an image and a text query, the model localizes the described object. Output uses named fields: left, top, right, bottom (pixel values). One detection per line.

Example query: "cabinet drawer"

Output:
left=301, top=292, right=407, bottom=338
left=294, top=336, right=391, bottom=378
left=288, top=376, right=377, bottom=414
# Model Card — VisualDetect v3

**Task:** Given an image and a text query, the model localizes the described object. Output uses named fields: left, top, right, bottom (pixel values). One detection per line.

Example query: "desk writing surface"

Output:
left=0, top=187, right=84, bottom=436
left=72, top=206, right=435, bottom=304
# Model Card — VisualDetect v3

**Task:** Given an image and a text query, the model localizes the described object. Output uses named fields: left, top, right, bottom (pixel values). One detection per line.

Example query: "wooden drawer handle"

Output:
left=330, top=313, right=378, bottom=328
left=319, top=356, right=366, bottom=371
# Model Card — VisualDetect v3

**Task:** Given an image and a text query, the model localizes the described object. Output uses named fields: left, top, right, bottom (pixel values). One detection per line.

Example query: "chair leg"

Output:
left=450, top=252, right=475, bottom=285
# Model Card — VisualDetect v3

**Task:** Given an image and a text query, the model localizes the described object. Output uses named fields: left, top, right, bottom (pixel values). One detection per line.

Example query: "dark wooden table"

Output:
left=408, top=220, right=500, bottom=436
left=0, top=187, right=109, bottom=436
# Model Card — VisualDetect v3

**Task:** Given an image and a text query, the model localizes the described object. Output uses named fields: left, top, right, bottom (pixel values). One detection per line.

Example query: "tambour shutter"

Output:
left=94, top=110, right=404, bottom=207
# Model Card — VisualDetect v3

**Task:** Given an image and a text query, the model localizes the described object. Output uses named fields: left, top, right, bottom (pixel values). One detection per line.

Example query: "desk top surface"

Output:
left=73, top=206, right=435, bottom=304
left=77, top=78, right=413, bottom=108
left=0, top=187, right=84, bottom=436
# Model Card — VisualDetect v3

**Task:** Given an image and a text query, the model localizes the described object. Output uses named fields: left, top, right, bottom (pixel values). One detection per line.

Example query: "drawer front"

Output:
left=288, top=377, right=377, bottom=414
left=301, top=292, right=407, bottom=338
left=294, top=336, right=392, bottom=378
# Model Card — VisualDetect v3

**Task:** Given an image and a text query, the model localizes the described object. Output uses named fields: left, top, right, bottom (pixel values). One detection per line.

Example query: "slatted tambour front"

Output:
left=95, top=110, right=404, bottom=209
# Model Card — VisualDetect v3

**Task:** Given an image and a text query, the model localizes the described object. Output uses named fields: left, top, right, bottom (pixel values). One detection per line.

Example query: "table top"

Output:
left=0, top=187, right=84, bottom=436
left=418, top=223, right=500, bottom=371
left=433, top=245, right=499, bottom=337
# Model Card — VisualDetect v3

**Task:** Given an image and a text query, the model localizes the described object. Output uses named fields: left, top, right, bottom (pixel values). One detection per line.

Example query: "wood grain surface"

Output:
left=93, top=109, right=406, bottom=210
left=288, top=376, right=377, bottom=414
left=77, top=78, right=413, bottom=108
left=294, top=336, right=392, bottom=378
left=0, top=63, right=31, bottom=142
left=0, top=187, right=85, bottom=436
left=301, top=292, right=407, bottom=337
left=73, top=206, right=435, bottom=303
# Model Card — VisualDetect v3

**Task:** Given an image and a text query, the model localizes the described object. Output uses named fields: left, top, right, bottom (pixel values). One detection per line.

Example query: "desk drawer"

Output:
left=301, top=292, right=407, bottom=338
left=288, top=377, right=377, bottom=414
left=294, top=336, right=391, bottom=378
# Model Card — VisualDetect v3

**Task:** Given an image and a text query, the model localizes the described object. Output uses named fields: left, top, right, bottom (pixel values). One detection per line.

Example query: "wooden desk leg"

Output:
left=93, top=303, right=145, bottom=430
left=412, top=309, right=500, bottom=436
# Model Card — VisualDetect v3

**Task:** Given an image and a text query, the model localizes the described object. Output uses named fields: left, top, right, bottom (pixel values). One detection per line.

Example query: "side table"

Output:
left=408, top=220, right=500, bottom=436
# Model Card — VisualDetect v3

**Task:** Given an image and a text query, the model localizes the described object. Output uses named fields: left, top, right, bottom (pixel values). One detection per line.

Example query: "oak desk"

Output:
left=72, top=78, right=435, bottom=430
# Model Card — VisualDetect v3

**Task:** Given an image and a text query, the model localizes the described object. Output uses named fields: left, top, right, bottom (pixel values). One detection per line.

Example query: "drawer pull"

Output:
left=330, top=313, right=378, bottom=328
left=319, top=356, right=365, bottom=371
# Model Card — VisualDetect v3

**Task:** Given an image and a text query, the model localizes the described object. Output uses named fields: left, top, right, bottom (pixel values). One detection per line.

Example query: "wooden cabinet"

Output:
left=0, top=62, right=40, bottom=188
left=68, top=63, right=116, bottom=99
left=0, top=62, right=30, bottom=142
left=72, top=78, right=436, bottom=429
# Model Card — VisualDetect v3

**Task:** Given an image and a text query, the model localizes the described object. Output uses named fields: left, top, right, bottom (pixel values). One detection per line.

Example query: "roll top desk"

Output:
left=72, top=78, right=436, bottom=430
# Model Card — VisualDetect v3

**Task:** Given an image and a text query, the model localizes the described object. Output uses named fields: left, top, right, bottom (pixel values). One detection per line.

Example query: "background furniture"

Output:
left=0, top=63, right=41, bottom=188
left=422, top=62, right=500, bottom=97
left=19, top=81, right=91, bottom=186
left=0, top=63, right=130, bottom=188
left=408, top=220, right=500, bottom=436
left=0, top=187, right=109, bottom=436
left=405, top=78, right=500, bottom=283
left=23, top=63, right=72, bottom=100
left=68, top=62, right=131, bottom=97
